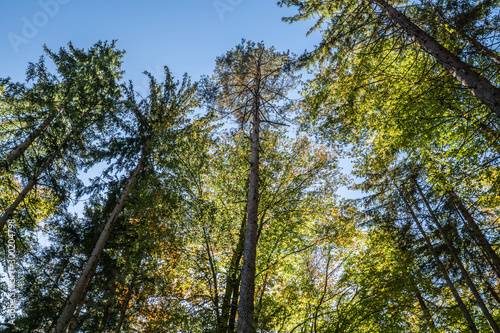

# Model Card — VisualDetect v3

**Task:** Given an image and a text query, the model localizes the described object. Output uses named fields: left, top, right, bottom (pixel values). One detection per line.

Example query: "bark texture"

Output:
left=237, top=70, right=262, bottom=333
left=55, top=149, right=147, bottom=333
left=372, top=0, right=500, bottom=117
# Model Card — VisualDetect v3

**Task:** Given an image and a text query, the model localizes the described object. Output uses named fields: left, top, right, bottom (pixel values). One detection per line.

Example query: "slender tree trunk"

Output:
left=229, top=273, right=242, bottom=333
left=435, top=11, right=500, bottom=66
left=0, top=127, right=75, bottom=231
left=415, top=181, right=500, bottom=333
left=67, top=268, right=97, bottom=333
left=447, top=190, right=500, bottom=279
left=313, top=255, right=331, bottom=333
left=97, top=268, right=118, bottom=333
left=470, top=252, right=500, bottom=306
left=237, top=64, right=262, bottom=333
left=114, top=275, right=136, bottom=333
left=372, top=0, right=500, bottom=117
left=463, top=33, right=500, bottom=65
left=414, top=287, right=437, bottom=332
left=253, top=270, right=269, bottom=329
left=203, top=224, right=220, bottom=325
left=476, top=121, right=500, bottom=152
left=55, top=149, right=147, bottom=333
left=218, top=210, right=246, bottom=333
left=397, top=189, right=479, bottom=332
left=486, top=279, right=500, bottom=305
left=1, top=108, right=61, bottom=170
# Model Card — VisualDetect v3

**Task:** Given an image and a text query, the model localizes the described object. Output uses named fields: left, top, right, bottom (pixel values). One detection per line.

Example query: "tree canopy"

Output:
left=2, top=1, right=500, bottom=331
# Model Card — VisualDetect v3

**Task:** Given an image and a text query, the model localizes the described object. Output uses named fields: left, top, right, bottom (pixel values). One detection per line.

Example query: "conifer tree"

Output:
left=0, top=41, right=124, bottom=231
left=204, top=40, right=299, bottom=332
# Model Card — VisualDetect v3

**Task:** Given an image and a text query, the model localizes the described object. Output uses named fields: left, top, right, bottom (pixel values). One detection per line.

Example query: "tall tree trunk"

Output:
left=67, top=267, right=97, bottom=333
left=313, top=255, right=331, bottom=333
left=414, top=180, right=500, bottom=333
left=218, top=209, right=246, bottom=333
left=447, top=190, right=500, bottom=279
left=435, top=11, right=500, bottom=66
left=253, top=270, right=270, bottom=329
left=229, top=273, right=242, bottom=333
left=372, top=0, right=500, bottom=117
left=55, top=149, right=147, bottom=333
left=1, top=108, right=61, bottom=170
left=470, top=251, right=500, bottom=306
left=397, top=188, right=479, bottom=332
left=97, top=267, right=118, bottom=333
left=114, top=275, right=136, bottom=333
left=476, top=121, right=500, bottom=152
left=203, top=224, right=220, bottom=325
left=0, top=127, right=75, bottom=231
left=414, top=287, right=437, bottom=332
left=237, top=64, right=262, bottom=333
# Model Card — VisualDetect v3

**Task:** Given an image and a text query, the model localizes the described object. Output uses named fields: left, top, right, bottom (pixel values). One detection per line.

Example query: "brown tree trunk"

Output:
left=415, top=181, right=500, bottom=333
left=114, top=275, right=136, bottom=333
left=67, top=268, right=97, bottom=333
left=229, top=273, right=242, bottom=333
left=414, top=287, right=437, bottom=332
left=435, top=10, right=500, bottom=66
left=218, top=210, right=246, bottom=333
left=398, top=189, right=479, bottom=332
left=203, top=224, right=220, bottom=325
left=55, top=149, right=147, bottom=333
left=237, top=62, right=262, bottom=333
left=470, top=252, right=500, bottom=306
left=372, top=0, right=500, bottom=117
left=97, top=267, right=118, bottom=333
left=0, top=127, right=75, bottom=231
left=447, top=190, right=500, bottom=279
left=1, top=109, right=61, bottom=170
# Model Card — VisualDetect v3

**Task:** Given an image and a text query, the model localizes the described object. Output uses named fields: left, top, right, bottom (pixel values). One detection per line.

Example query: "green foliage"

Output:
left=2, top=2, right=500, bottom=328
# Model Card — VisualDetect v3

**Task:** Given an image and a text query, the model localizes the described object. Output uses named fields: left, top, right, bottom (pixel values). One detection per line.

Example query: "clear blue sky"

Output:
left=0, top=1, right=359, bottom=198
left=1, top=0, right=319, bottom=89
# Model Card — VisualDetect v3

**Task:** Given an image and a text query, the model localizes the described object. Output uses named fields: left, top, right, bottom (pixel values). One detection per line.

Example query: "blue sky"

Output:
left=1, top=0, right=319, bottom=88
left=0, top=1, right=359, bottom=198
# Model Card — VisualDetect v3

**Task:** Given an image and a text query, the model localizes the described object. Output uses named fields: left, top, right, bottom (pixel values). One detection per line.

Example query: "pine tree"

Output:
left=204, top=40, right=299, bottom=332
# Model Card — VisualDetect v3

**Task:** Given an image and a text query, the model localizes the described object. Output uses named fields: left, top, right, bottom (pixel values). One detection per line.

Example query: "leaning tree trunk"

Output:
left=447, top=190, right=500, bottom=279
left=414, top=180, right=500, bottom=333
left=0, top=126, right=75, bottom=231
left=372, top=0, right=500, bottom=117
left=114, top=274, right=136, bottom=333
left=203, top=223, right=220, bottom=325
left=1, top=108, right=61, bottom=170
left=55, top=149, right=147, bottom=333
left=97, top=267, right=118, bottom=333
left=67, top=267, right=97, bottom=333
left=435, top=11, right=500, bottom=66
left=237, top=69, right=262, bottom=333
left=414, top=287, right=437, bottom=332
left=397, top=188, right=479, bottom=333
